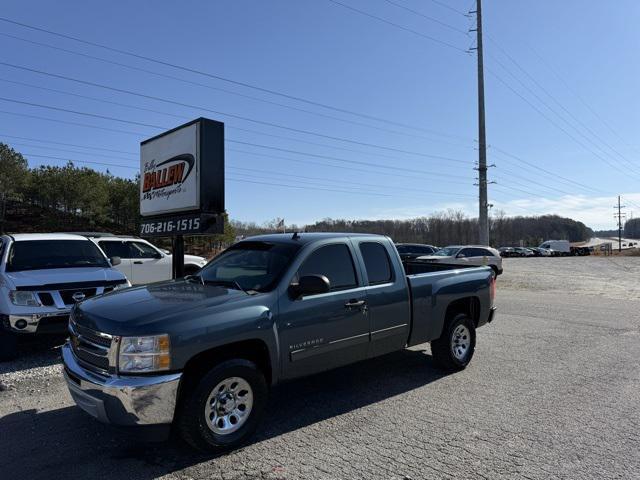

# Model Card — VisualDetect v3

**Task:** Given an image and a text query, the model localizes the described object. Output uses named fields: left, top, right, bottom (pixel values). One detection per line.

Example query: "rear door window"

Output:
left=297, top=244, right=357, bottom=291
left=128, top=241, right=160, bottom=259
left=98, top=241, right=130, bottom=259
left=359, top=242, right=393, bottom=285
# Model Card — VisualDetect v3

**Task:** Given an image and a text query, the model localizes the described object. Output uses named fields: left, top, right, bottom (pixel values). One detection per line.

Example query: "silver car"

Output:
left=416, top=245, right=503, bottom=276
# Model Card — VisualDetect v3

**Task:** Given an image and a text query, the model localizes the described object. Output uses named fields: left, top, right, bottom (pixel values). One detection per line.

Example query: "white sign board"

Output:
left=140, top=123, right=199, bottom=217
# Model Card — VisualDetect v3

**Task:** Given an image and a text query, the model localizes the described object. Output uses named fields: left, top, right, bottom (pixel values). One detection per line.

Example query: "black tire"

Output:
left=431, top=313, right=476, bottom=371
left=176, top=359, right=268, bottom=452
left=0, top=330, right=19, bottom=361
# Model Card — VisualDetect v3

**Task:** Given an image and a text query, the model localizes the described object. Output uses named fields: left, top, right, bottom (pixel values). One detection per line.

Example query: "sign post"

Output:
left=139, top=118, right=225, bottom=278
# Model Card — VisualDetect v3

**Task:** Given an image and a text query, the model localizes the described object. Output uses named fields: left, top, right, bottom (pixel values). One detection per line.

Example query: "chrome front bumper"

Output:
left=62, top=343, right=182, bottom=426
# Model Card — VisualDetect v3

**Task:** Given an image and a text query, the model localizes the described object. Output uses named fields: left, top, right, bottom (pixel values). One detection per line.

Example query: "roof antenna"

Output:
left=292, top=232, right=301, bottom=240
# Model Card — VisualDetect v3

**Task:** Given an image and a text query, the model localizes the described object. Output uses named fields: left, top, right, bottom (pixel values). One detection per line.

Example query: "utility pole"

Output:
left=614, top=196, right=626, bottom=252
left=470, top=0, right=489, bottom=245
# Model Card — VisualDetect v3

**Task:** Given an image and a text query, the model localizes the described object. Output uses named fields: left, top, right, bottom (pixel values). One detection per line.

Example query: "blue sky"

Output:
left=1, top=0, right=639, bottom=229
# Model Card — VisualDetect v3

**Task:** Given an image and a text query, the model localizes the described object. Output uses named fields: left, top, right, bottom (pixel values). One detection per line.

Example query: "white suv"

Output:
left=0, top=233, right=129, bottom=359
left=88, top=235, right=207, bottom=285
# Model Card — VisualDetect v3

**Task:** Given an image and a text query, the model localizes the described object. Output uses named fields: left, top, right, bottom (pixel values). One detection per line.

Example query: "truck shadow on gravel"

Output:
left=0, top=335, right=66, bottom=375
left=0, top=348, right=451, bottom=480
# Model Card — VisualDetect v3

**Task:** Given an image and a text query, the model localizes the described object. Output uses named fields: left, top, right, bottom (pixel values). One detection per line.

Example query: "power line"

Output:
left=427, top=0, right=468, bottom=16
left=486, top=68, right=640, bottom=180
left=381, top=0, right=469, bottom=35
left=0, top=32, right=471, bottom=145
left=0, top=16, right=469, bottom=135
left=488, top=52, right=640, bottom=176
left=525, top=41, right=640, bottom=158
left=0, top=133, right=138, bottom=156
left=487, top=36, right=640, bottom=172
left=226, top=165, right=473, bottom=195
left=0, top=109, right=147, bottom=136
left=489, top=145, right=606, bottom=194
left=326, top=0, right=466, bottom=52
left=0, top=77, right=475, bottom=162
left=0, top=93, right=478, bottom=170
left=0, top=62, right=473, bottom=160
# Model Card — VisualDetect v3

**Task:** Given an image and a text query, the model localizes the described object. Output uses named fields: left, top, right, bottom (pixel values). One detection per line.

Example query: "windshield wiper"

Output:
left=184, top=274, right=204, bottom=285
left=185, top=276, right=248, bottom=294
left=203, top=279, right=247, bottom=293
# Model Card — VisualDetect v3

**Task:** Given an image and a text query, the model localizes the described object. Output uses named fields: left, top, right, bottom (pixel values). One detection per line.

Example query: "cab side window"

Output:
left=359, top=242, right=392, bottom=285
left=98, top=241, right=129, bottom=258
left=128, top=242, right=160, bottom=259
left=297, top=244, right=357, bottom=291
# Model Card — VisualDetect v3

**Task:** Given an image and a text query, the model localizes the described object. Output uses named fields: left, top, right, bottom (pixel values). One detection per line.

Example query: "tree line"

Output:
left=1, top=143, right=139, bottom=232
left=302, top=212, right=593, bottom=247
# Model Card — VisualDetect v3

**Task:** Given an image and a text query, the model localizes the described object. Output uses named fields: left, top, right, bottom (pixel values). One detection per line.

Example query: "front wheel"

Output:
left=176, top=359, right=268, bottom=452
left=431, top=314, right=476, bottom=370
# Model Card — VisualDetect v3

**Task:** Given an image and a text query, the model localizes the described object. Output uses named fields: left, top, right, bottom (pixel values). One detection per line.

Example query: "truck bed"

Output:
left=401, top=260, right=494, bottom=347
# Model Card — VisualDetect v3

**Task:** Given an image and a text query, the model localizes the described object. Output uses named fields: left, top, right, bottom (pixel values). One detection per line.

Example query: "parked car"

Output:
left=395, top=243, right=438, bottom=261
left=528, top=247, right=552, bottom=257
left=0, top=233, right=129, bottom=360
left=511, top=247, right=535, bottom=257
left=63, top=233, right=497, bottom=451
left=540, top=240, right=570, bottom=256
left=88, top=234, right=207, bottom=284
left=498, top=247, right=516, bottom=257
left=415, top=245, right=503, bottom=276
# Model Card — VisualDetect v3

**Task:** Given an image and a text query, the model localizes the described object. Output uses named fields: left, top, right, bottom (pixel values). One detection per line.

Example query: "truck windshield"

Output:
left=6, top=240, right=110, bottom=272
left=198, top=241, right=300, bottom=293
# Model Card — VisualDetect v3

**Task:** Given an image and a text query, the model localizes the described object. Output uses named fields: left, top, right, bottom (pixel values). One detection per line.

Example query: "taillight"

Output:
left=490, top=276, right=496, bottom=306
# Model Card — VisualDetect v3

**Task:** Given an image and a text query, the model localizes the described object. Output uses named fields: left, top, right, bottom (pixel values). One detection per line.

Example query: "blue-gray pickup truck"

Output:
left=62, top=233, right=497, bottom=451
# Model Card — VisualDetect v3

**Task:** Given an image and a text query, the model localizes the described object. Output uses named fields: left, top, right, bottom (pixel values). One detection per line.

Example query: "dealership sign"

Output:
left=139, top=118, right=225, bottom=236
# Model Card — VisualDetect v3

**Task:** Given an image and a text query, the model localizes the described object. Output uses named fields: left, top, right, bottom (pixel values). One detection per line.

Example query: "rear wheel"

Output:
left=176, top=359, right=268, bottom=452
left=0, top=330, right=19, bottom=361
left=431, top=313, right=476, bottom=370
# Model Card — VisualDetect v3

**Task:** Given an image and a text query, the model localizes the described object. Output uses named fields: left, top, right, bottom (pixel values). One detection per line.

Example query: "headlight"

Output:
left=9, top=290, right=41, bottom=306
left=118, top=334, right=171, bottom=373
left=113, top=281, right=131, bottom=290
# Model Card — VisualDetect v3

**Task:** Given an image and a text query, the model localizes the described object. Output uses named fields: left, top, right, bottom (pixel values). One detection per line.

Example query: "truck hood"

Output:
left=4, top=267, right=126, bottom=290
left=74, top=279, right=263, bottom=335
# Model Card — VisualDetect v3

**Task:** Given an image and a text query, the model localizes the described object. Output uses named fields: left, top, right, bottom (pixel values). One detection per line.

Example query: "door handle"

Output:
left=133, top=261, right=143, bottom=264
left=344, top=299, right=366, bottom=308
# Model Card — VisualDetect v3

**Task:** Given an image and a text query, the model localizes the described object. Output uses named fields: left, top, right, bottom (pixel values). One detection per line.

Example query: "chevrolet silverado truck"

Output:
left=62, top=233, right=496, bottom=451
left=0, top=233, right=130, bottom=360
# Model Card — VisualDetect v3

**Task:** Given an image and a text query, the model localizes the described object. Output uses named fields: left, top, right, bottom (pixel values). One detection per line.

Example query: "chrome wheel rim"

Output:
left=205, top=377, right=253, bottom=435
left=451, top=324, right=471, bottom=361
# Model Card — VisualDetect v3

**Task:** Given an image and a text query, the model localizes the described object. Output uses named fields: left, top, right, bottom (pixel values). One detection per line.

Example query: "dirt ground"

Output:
left=498, top=256, right=640, bottom=300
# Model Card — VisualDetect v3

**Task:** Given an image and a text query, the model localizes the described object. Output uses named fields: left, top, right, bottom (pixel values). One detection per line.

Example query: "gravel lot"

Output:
left=1, top=257, right=639, bottom=479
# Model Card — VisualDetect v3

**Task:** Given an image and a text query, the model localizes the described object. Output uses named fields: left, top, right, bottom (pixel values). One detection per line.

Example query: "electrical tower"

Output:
left=470, top=0, right=489, bottom=246
left=613, top=196, right=626, bottom=252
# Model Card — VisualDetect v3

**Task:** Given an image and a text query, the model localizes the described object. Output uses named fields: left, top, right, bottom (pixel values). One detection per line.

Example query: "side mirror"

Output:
left=161, top=248, right=171, bottom=255
left=153, top=252, right=163, bottom=259
left=290, top=274, right=330, bottom=298
left=109, top=256, right=121, bottom=266
left=456, top=253, right=466, bottom=258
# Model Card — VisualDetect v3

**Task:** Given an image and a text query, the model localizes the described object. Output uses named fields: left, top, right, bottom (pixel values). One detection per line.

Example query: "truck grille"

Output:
left=60, top=288, right=98, bottom=305
left=69, top=321, right=113, bottom=373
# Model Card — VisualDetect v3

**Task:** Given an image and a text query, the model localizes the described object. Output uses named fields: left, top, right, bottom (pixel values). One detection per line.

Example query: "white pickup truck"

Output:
left=0, top=233, right=129, bottom=359
left=87, top=234, right=207, bottom=285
